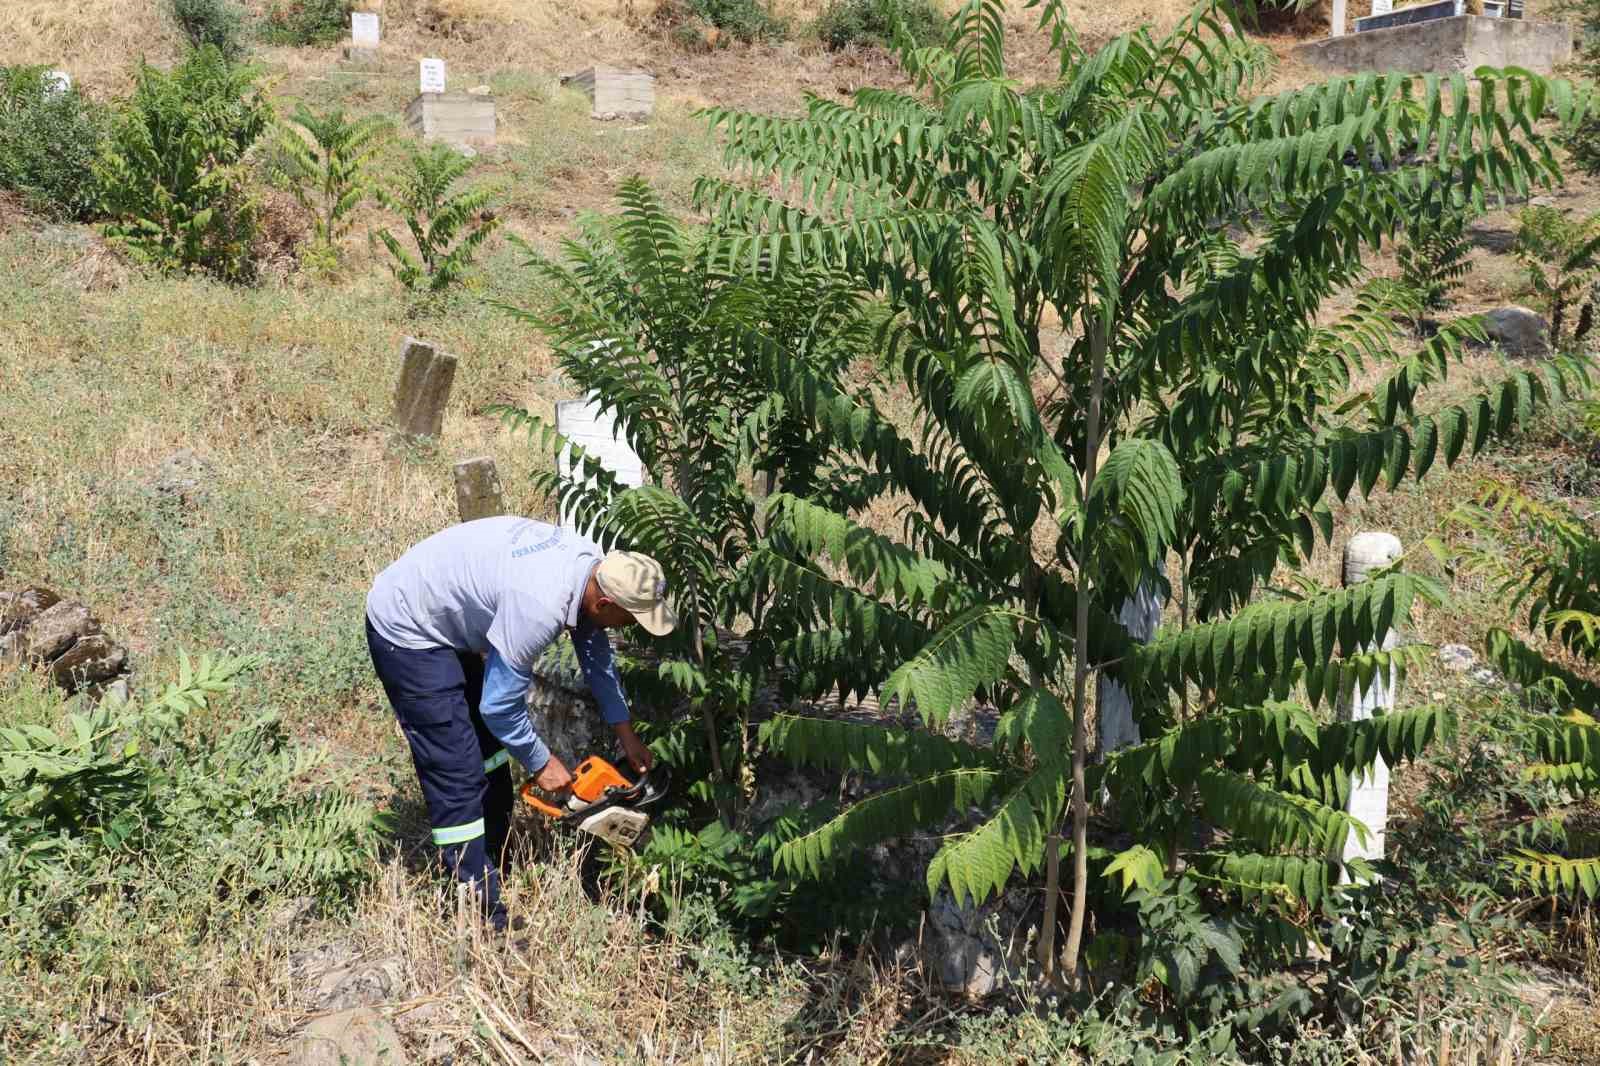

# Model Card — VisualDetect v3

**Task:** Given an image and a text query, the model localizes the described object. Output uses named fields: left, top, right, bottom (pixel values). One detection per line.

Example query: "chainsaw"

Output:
left=520, top=755, right=670, bottom=849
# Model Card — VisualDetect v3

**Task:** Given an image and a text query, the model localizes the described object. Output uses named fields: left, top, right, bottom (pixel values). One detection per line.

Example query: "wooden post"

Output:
left=453, top=457, right=505, bottom=522
left=393, top=337, right=457, bottom=441
left=1332, top=0, right=1347, bottom=36
left=1338, top=532, right=1400, bottom=871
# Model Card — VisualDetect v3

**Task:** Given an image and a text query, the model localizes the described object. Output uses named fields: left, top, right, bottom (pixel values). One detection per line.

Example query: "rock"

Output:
left=312, top=958, right=406, bottom=1012
left=0, top=631, right=22, bottom=665
left=1438, top=643, right=1477, bottom=672
left=1, top=586, right=60, bottom=636
left=267, top=895, right=317, bottom=935
left=100, top=678, right=131, bottom=705
left=467, top=84, right=491, bottom=95
left=289, top=940, right=358, bottom=983
left=295, top=1007, right=409, bottom=1066
left=50, top=633, right=127, bottom=692
left=1471, top=667, right=1500, bottom=686
left=1481, top=306, right=1550, bottom=357
left=923, top=889, right=1029, bottom=999
left=151, top=448, right=212, bottom=505
left=20, top=600, right=99, bottom=663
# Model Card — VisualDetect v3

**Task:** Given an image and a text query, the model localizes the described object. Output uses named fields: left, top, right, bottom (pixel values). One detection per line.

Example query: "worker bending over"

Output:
left=365, top=517, right=677, bottom=930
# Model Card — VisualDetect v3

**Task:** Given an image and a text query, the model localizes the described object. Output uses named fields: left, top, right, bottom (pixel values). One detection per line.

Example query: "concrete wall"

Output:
left=1295, top=15, right=1571, bottom=75
left=404, top=93, right=496, bottom=148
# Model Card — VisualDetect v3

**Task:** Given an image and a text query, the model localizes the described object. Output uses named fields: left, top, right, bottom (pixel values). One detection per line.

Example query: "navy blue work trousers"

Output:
left=365, top=618, right=514, bottom=929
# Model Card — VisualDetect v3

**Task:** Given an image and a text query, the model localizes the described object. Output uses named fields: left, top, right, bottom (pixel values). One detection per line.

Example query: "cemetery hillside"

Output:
left=9, top=0, right=1600, bottom=1062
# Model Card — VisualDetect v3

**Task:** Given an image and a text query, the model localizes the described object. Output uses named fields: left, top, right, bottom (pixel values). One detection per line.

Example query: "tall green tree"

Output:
left=697, top=0, right=1592, bottom=984
left=497, top=180, right=874, bottom=819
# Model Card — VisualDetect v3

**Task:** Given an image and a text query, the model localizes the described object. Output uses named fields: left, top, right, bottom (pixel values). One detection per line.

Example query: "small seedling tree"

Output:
left=275, top=104, right=391, bottom=263
left=697, top=0, right=1592, bottom=988
left=376, top=143, right=500, bottom=293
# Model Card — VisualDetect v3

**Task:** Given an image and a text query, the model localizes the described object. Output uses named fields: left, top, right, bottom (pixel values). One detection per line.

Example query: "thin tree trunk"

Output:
left=1062, top=311, right=1110, bottom=988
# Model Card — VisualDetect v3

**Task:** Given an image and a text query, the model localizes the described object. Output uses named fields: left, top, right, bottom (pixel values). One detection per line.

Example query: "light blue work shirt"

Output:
left=366, top=517, right=630, bottom=772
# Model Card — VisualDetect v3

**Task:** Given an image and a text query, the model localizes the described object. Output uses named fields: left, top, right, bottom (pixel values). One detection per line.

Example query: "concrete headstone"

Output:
left=419, top=57, right=447, bottom=95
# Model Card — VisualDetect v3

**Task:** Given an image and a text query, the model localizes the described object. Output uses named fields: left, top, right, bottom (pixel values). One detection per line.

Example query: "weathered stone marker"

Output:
left=1097, top=575, right=1163, bottom=757
left=555, top=393, right=644, bottom=533
left=45, top=70, right=71, bottom=96
left=453, top=457, right=505, bottom=522
left=392, top=337, right=457, bottom=440
left=1338, top=531, right=1401, bottom=871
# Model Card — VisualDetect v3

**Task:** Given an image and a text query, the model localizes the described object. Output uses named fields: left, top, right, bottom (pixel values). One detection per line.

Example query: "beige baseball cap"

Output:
left=595, top=551, right=679, bottom=636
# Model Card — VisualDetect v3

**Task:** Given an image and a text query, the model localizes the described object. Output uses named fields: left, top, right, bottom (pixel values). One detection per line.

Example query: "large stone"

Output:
left=526, top=653, right=608, bottom=768
left=50, top=634, right=127, bottom=692
left=1482, top=305, right=1550, bottom=356
left=922, top=889, right=1031, bottom=999
left=20, top=600, right=99, bottom=663
left=1, top=586, right=60, bottom=636
left=295, top=1007, right=409, bottom=1066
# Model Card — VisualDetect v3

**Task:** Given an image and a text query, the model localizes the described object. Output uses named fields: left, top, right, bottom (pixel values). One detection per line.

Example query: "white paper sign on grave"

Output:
left=351, top=12, right=380, bottom=46
left=419, top=58, right=447, bottom=95
left=44, top=70, right=71, bottom=96
left=1371, top=0, right=1392, bottom=13
left=555, top=392, right=645, bottom=536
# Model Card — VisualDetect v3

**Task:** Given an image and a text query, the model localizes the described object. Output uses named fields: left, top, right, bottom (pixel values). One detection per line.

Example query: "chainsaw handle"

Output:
left=520, top=779, right=567, bottom=818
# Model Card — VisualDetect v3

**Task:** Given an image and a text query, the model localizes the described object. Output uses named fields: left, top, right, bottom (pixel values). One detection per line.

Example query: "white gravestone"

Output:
left=1371, top=0, right=1393, bottom=13
left=1097, top=573, right=1164, bottom=757
left=44, top=70, right=71, bottom=96
left=351, top=12, right=380, bottom=47
left=555, top=393, right=644, bottom=535
left=419, top=58, right=447, bottom=95
left=1337, top=531, right=1401, bottom=873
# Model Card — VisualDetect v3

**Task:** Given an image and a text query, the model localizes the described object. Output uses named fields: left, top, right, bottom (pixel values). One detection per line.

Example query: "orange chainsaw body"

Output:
left=521, top=756, right=668, bottom=849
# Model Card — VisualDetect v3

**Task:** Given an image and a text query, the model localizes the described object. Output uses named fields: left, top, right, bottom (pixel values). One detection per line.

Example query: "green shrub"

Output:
left=259, top=0, right=354, bottom=46
left=273, top=104, right=391, bottom=258
left=96, top=46, right=271, bottom=282
left=814, top=0, right=944, bottom=50
left=689, top=0, right=788, bottom=42
left=0, top=66, right=108, bottom=221
left=168, top=0, right=250, bottom=61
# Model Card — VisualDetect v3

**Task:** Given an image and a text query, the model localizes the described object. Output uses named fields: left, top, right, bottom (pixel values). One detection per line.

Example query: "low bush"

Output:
left=168, top=0, right=250, bottom=61
left=687, top=0, right=789, bottom=42
left=814, top=0, right=944, bottom=51
left=0, top=66, right=108, bottom=221
left=0, top=654, right=379, bottom=955
left=96, top=46, right=271, bottom=282
left=259, top=0, right=354, bottom=46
